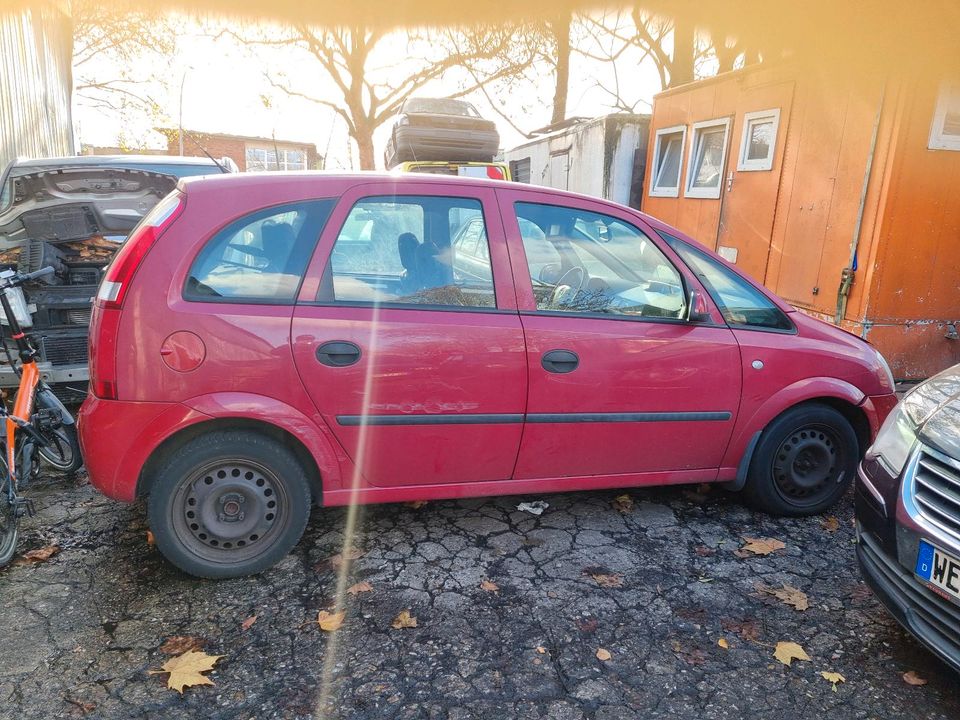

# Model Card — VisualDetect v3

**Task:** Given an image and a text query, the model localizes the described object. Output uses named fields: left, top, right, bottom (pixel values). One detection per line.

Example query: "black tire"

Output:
left=742, top=403, right=859, bottom=516
left=0, top=458, right=19, bottom=567
left=34, top=389, right=82, bottom=473
left=147, top=431, right=311, bottom=578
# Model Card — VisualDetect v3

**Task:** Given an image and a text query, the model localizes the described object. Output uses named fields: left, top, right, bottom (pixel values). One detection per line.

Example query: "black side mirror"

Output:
left=685, top=289, right=711, bottom=323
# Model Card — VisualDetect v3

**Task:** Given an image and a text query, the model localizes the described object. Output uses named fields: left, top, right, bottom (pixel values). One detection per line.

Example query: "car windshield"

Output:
left=403, top=98, right=480, bottom=117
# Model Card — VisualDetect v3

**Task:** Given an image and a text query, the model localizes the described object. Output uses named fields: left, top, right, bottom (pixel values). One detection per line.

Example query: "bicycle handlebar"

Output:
left=0, top=266, right=55, bottom=289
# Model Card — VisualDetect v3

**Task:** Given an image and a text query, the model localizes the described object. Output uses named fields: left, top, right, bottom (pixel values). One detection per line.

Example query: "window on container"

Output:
left=320, top=196, right=496, bottom=309
left=929, top=81, right=960, bottom=151
left=649, top=125, right=686, bottom=197
left=185, top=200, right=334, bottom=303
left=684, top=119, right=731, bottom=199
left=737, top=109, right=780, bottom=171
left=510, top=158, right=532, bottom=184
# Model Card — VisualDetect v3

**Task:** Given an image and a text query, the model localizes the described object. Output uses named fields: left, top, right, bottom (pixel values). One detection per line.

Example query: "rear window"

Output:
left=184, top=200, right=333, bottom=303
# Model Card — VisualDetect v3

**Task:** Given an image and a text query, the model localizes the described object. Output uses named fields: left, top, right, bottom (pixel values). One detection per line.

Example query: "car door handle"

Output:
left=316, top=341, right=361, bottom=367
left=541, top=349, right=579, bottom=374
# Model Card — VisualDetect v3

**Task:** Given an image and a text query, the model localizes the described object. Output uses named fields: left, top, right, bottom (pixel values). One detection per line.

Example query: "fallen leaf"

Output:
left=160, top=636, right=205, bottom=655
left=241, top=615, right=257, bottom=631
left=612, top=494, right=634, bottom=513
left=576, top=617, right=598, bottom=634
left=757, top=583, right=809, bottom=611
left=721, top=618, right=760, bottom=643
left=480, top=579, right=500, bottom=593
left=694, top=545, right=716, bottom=557
left=821, top=516, right=840, bottom=532
left=535, top=646, right=547, bottom=654
left=671, top=640, right=707, bottom=665
left=347, top=581, right=373, bottom=595
left=740, top=537, right=786, bottom=556
left=63, top=695, right=96, bottom=714
left=329, top=548, right=364, bottom=569
left=903, top=670, right=928, bottom=686
left=404, top=500, right=428, bottom=509
left=150, top=649, right=223, bottom=694
left=391, top=609, right=418, bottom=629
left=317, top=610, right=345, bottom=632
left=596, top=648, right=611, bottom=661
left=773, top=641, right=810, bottom=666
left=821, top=671, right=845, bottom=691
left=146, top=531, right=155, bottom=547
left=584, top=569, right=624, bottom=588
left=718, top=638, right=729, bottom=649
left=22, top=545, right=59, bottom=563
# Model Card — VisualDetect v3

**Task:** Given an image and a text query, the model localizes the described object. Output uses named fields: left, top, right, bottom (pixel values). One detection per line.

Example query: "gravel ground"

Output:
left=1, top=470, right=958, bottom=720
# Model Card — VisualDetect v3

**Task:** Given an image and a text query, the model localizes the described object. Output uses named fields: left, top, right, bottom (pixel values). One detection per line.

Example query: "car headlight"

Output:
left=875, top=351, right=895, bottom=393
left=868, top=402, right=917, bottom=476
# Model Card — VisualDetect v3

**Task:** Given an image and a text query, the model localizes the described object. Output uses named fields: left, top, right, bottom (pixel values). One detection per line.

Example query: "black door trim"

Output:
left=336, top=411, right=731, bottom=426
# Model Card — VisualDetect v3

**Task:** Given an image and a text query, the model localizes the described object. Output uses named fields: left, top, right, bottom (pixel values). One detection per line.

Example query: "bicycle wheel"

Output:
left=0, top=459, right=19, bottom=567
left=34, top=388, right=82, bottom=473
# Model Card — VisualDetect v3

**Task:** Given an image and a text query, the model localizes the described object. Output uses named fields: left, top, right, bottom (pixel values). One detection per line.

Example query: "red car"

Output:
left=78, top=173, right=898, bottom=577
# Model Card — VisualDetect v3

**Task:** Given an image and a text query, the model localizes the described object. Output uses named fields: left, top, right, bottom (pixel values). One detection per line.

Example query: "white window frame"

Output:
left=737, top=109, right=781, bottom=171
left=929, top=82, right=960, bottom=151
left=648, top=125, right=687, bottom=198
left=684, top=118, right=731, bottom=199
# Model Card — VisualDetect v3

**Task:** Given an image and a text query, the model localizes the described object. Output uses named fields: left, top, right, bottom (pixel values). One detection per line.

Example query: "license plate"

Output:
left=916, top=540, right=960, bottom=600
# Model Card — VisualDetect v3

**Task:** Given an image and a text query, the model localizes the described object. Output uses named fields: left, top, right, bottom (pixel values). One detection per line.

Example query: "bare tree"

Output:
left=233, top=24, right=536, bottom=169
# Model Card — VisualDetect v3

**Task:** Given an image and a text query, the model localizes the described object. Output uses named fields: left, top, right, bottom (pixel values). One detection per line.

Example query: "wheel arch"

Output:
left=137, top=417, right=327, bottom=504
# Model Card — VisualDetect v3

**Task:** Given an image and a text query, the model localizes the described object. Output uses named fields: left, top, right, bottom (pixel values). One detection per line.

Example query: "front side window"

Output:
left=737, top=109, right=780, bottom=171
left=515, top=202, right=685, bottom=320
left=929, top=81, right=960, bottom=151
left=185, top=200, right=334, bottom=303
left=649, top=125, right=686, bottom=197
left=685, top=119, right=730, bottom=199
left=320, top=196, right=495, bottom=309
left=664, top=233, right=793, bottom=331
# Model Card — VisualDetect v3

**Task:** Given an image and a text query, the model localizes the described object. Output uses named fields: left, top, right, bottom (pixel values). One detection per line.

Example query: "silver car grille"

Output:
left=910, top=446, right=960, bottom=540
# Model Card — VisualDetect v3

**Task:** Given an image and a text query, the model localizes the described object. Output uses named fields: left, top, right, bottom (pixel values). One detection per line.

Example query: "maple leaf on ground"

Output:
left=820, top=671, right=845, bottom=691
left=391, top=609, right=418, bottom=629
left=150, top=650, right=223, bottom=694
left=739, top=537, right=786, bottom=556
left=596, top=648, right=611, bottom=661
left=757, top=583, right=809, bottom=611
left=480, top=579, right=500, bottom=593
left=903, top=670, right=928, bottom=686
left=241, top=615, right=257, bottom=631
left=22, top=545, right=59, bottom=563
left=821, top=516, right=840, bottom=532
left=612, top=494, right=634, bottom=513
left=317, top=610, right=345, bottom=632
left=773, top=641, right=810, bottom=666
left=347, top=581, right=373, bottom=595
left=159, top=636, right=205, bottom=655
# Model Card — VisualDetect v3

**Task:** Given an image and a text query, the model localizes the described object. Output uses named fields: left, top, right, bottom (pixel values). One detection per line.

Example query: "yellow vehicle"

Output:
left=394, top=161, right=512, bottom=181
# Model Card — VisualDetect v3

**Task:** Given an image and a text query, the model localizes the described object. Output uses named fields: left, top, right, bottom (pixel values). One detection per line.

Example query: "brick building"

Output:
left=159, top=129, right=322, bottom=172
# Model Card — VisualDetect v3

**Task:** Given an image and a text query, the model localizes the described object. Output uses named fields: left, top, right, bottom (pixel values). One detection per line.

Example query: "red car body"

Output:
left=79, top=173, right=897, bottom=510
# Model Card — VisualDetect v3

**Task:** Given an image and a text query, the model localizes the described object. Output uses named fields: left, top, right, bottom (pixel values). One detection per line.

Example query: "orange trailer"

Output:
left=643, top=62, right=960, bottom=379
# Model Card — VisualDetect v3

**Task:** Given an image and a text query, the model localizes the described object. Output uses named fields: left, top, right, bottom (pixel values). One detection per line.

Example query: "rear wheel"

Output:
left=742, top=404, right=859, bottom=516
left=148, top=431, right=311, bottom=578
left=0, top=460, right=19, bottom=567
left=34, top=389, right=82, bottom=473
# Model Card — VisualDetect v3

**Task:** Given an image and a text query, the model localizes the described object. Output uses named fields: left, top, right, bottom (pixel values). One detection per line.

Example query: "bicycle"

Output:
left=0, top=266, right=81, bottom=566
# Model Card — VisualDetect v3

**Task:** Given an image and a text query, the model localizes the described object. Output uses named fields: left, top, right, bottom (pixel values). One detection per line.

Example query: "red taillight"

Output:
left=96, top=192, right=184, bottom=310
left=89, top=305, right=121, bottom=399
left=486, top=166, right=505, bottom=180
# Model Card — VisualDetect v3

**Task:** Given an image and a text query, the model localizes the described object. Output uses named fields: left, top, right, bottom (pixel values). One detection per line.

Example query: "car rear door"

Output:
left=292, top=181, right=526, bottom=488
left=497, top=187, right=743, bottom=482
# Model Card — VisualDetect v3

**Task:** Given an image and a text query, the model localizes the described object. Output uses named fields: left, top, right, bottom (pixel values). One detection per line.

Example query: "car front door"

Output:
left=292, top=181, right=526, bottom=488
left=497, top=188, right=743, bottom=482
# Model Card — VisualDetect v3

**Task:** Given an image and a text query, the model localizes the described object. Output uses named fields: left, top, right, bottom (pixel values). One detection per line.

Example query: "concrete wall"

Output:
left=0, top=4, right=74, bottom=170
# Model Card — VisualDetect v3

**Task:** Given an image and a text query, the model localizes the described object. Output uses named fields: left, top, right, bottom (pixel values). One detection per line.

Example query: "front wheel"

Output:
left=148, top=430, right=312, bottom=578
left=0, top=460, right=20, bottom=567
left=742, top=404, right=859, bottom=516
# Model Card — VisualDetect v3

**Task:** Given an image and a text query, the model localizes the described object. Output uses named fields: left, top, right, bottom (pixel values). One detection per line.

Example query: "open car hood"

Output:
left=0, top=167, right=177, bottom=250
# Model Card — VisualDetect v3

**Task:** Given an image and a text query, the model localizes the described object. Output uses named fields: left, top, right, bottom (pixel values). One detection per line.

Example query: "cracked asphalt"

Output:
left=2, top=469, right=959, bottom=720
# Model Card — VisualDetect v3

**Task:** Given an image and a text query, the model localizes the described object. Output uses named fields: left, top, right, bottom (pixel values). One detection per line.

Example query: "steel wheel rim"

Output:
left=771, top=422, right=846, bottom=508
left=170, top=458, right=290, bottom=564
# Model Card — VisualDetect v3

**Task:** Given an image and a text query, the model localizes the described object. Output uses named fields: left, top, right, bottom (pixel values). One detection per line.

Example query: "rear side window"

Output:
left=185, top=200, right=333, bottom=303
left=664, top=233, right=794, bottom=331
left=319, top=195, right=496, bottom=309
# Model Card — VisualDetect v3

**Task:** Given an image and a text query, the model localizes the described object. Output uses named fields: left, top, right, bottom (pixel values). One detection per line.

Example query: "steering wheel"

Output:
left=550, top=266, right=586, bottom=307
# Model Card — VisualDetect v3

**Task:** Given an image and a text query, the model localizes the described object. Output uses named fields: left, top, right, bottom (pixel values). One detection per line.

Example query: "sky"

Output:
left=73, top=13, right=686, bottom=169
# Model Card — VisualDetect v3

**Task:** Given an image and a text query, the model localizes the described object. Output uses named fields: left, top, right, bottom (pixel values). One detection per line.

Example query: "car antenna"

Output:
left=179, top=128, right=230, bottom=173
